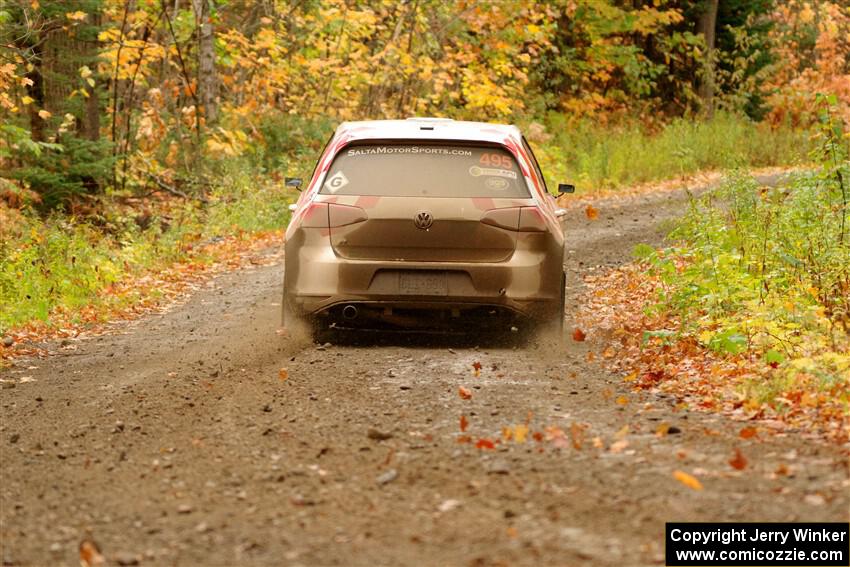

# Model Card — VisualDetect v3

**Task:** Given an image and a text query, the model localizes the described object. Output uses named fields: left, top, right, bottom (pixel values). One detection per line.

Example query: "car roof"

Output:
left=335, top=118, right=524, bottom=145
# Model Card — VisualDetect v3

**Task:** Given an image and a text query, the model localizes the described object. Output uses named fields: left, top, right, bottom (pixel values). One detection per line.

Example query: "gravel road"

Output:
left=1, top=178, right=847, bottom=567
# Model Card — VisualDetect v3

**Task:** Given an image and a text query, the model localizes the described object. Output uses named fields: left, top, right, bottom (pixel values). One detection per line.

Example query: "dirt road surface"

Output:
left=2, top=178, right=848, bottom=567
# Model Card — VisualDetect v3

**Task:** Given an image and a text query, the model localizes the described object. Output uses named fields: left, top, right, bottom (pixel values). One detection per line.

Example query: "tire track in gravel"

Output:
left=1, top=175, right=847, bottom=567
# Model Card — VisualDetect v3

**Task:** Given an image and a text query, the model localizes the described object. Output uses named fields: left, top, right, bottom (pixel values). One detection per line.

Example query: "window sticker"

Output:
left=346, top=146, right=473, bottom=157
left=485, top=177, right=509, bottom=191
left=468, top=165, right=518, bottom=179
left=324, top=171, right=349, bottom=193
left=479, top=153, right=513, bottom=169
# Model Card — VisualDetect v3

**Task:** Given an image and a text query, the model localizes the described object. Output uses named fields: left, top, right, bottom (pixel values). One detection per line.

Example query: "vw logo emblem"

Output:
left=414, top=211, right=433, bottom=230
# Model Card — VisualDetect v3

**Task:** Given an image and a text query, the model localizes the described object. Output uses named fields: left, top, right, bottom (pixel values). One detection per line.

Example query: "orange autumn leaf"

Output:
left=572, top=328, right=586, bottom=341
left=585, top=205, right=599, bottom=220
left=278, top=368, right=288, bottom=381
left=472, top=361, right=482, bottom=371
left=458, top=386, right=472, bottom=400
left=569, top=422, right=586, bottom=450
left=79, top=539, right=105, bottom=567
left=729, top=448, right=748, bottom=470
left=456, top=435, right=472, bottom=444
left=475, top=438, right=495, bottom=449
left=673, top=470, right=703, bottom=491
left=615, top=395, right=629, bottom=406
left=739, top=426, right=758, bottom=439
left=459, top=415, right=469, bottom=432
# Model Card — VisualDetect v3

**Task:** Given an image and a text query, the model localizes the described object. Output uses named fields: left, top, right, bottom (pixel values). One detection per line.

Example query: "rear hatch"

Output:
left=318, top=143, right=534, bottom=263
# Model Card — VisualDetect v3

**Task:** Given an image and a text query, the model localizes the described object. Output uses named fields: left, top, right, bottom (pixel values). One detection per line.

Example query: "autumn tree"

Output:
left=1, top=0, right=112, bottom=209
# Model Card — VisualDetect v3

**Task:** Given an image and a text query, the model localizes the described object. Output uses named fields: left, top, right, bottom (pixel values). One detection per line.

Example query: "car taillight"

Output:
left=300, top=202, right=367, bottom=228
left=481, top=207, right=547, bottom=232
left=328, top=203, right=368, bottom=227
left=518, top=206, right=548, bottom=232
left=300, top=202, right=328, bottom=228
left=480, top=207, right=520, bottom=230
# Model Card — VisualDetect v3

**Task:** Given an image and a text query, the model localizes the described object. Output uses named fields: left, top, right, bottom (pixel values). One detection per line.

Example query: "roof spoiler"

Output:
left=405, top=117, right=454, bottom=122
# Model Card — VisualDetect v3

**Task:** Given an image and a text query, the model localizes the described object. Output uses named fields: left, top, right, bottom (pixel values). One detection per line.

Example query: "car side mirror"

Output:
left=285, top=177, right=303, bottom=191
left=558, top=183, right=575, bottom=194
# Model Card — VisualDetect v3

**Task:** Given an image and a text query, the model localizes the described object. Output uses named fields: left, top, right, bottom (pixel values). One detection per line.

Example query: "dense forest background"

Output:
left=1, top=0, right=847, bottom=209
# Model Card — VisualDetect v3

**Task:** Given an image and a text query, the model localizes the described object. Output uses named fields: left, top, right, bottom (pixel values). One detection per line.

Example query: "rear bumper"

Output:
left=284, top=233, right=563, bottom=322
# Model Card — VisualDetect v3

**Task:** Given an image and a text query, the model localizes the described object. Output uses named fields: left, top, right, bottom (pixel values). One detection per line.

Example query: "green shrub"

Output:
left=637, top=100, right=849, bottom=392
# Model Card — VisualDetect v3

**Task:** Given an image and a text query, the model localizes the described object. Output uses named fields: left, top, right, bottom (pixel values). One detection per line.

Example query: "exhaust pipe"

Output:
left=342, top=305, right=358, bottom=320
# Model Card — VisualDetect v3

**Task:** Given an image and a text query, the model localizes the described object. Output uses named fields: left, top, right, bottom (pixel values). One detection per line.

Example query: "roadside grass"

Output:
left=577, top=116, right=849, bottom=440
left=534, top=111, right=812, bottom=190
left=0, top=171, right=295, bottom=338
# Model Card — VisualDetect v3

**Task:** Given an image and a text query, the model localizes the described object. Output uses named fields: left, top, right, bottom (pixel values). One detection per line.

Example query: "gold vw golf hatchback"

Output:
left=283, top=118, right=573, bottom=338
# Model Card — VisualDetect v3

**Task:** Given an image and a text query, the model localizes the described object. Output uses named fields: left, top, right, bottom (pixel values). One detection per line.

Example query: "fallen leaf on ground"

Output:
left=572, top=328, right=586, bottom=342
left=656, top=422, right=670, bottom=436
left=729, top=448, right=748, bottom=470
left=585, top=205, right=599, bottom=220
left=545, top=426, right=570, bottom=448
left=615, top=395, right=629, bottom=406
left=513, top=424, right=529, bottom=443
left=459, top=415, right=469, bottom=432
left=570, top=422, right=586, bottom=450
left=739, top=426, right=759, bottom=439
left=673, top=470, right=704, bottom=491
left=458, top=386, right=472, bottom=400
left=278, top=368, right=288, bottom=381
left=475, top=438, right=495, bottom=450
left=472, top=361, right=482, bottom=372
left=79, top=538, right=105, bottom=567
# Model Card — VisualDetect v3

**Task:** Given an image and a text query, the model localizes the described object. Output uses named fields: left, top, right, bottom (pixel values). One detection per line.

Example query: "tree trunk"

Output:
left=25, top=42, right=45, bottom=142
left=697, top=0, right=719, bottom=117
left=192, top=0, right=217, bottom=125
left=83, top=11, right=102, bottom=142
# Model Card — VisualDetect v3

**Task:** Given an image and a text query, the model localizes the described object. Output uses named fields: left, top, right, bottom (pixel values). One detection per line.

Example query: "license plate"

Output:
left=398, top=271, right=447, bottom=296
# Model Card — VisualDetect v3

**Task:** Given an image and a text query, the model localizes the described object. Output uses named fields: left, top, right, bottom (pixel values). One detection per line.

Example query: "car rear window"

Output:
left=319, top=144, right=530, bottom=198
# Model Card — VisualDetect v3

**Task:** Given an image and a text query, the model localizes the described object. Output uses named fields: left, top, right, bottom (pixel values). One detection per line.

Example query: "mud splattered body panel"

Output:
left=283, top=119, right=565, bottom=330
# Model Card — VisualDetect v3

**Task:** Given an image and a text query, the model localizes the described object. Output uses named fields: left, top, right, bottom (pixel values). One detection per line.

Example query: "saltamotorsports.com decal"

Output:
left=346, top=146, right=473, bottom=157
